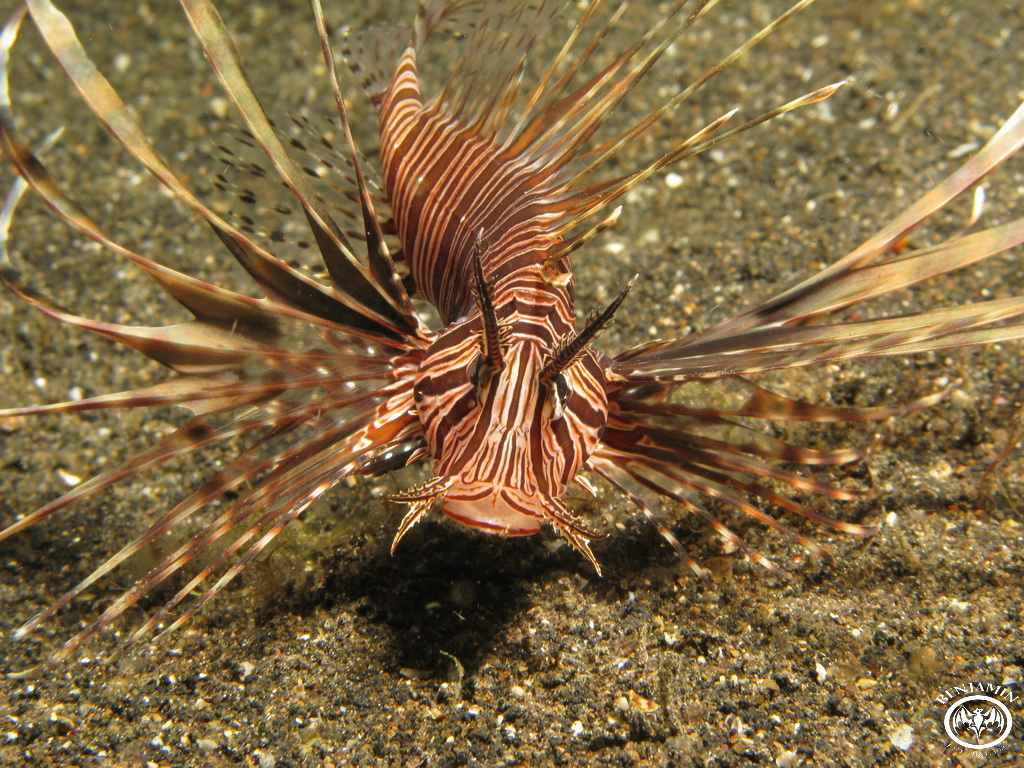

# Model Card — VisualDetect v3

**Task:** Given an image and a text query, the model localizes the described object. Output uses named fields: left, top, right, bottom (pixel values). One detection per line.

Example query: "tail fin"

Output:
left=342, top=0, right=494, bottom=104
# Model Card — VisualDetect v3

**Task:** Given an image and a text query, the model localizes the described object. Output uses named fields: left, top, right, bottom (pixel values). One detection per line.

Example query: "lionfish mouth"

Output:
left=388, top=474, right=603, bottom=566
left=387, top=476, right=546, bottom=537
left=441, top=488, right=544, bottom=536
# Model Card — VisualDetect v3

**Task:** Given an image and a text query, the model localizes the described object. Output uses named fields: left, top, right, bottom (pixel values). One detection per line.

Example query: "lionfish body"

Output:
left=2, top=0, right=1024, bottom=671
left=379, top=42, right=610, bottom=549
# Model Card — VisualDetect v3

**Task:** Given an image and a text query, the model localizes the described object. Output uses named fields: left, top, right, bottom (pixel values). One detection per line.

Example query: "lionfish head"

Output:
left=413, top=319, right=606, bottom=531
left=390, top=263, right=636, bottom=569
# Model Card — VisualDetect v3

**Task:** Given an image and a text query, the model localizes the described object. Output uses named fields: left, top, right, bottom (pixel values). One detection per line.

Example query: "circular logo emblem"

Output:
left=943, top=694, right=1014, bottom=749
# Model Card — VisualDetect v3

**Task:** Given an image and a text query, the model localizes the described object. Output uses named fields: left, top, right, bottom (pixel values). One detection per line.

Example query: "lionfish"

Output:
left=1, top=0, right=1023, bottom=673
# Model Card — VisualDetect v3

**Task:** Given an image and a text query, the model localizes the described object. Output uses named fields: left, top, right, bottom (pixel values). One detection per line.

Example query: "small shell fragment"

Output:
left=627, top=689, right=660, bottom=713
left=57, top=469, right=82, bottom=487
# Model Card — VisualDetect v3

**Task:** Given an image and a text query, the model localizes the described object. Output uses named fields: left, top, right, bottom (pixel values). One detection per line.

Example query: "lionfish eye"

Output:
left=550, top=372, right=571, bottom=419
left=467, top=357, right=481, bottom=398
left=470, top=354, right=498, bottom=401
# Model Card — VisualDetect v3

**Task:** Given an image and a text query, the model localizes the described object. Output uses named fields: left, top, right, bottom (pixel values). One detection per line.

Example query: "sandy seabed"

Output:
left=0, top=1, right=1022, bottom=766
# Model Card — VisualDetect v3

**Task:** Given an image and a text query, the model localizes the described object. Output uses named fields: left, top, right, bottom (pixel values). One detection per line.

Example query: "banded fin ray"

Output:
left=21, top=0, right=414, bottom=340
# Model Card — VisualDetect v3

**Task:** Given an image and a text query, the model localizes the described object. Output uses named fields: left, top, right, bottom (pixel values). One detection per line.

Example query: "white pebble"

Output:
left=57, top=469, right=82, bottom=487
left=210, top=96, right=231, bottom=120
left=890, top=724, right=914, bottom=751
